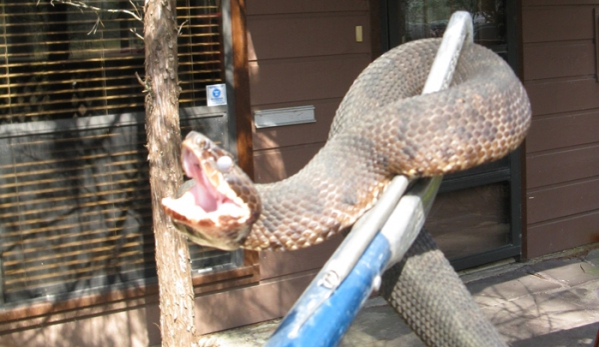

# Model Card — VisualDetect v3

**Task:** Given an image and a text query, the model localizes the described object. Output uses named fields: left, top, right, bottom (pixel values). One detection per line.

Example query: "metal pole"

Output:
left=265, top=179, right=441, bottom=347
left=265, top=11, right=475, bottom=347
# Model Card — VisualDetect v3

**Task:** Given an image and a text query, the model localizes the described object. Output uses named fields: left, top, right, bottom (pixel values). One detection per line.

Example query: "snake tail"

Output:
left=380, top=230, right=507, bottom=347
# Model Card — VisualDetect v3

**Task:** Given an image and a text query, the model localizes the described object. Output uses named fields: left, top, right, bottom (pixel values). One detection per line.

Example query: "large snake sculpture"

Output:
left=162, top=38, right=531, bottom=346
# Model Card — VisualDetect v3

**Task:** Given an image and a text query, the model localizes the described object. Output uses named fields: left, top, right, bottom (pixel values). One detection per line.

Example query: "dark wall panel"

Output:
left=522, top=7, right=593, bottom=43
left=195, top=272, right=316, bottom=334
left=527, top=179, right=599, bottom=224
left=523, top=42, right=594, bottom=80
left=525, top=77, right=599, bottom=116
left=246, top=0, right=368, bottom=15
left=248, top=13, right=371, bottom=60
left=527, top=211, right=599, bottom=258
left=253, top=142, right=322, bottom=184
left=524, top=0, right=599, bottom=5
left=248, top=55, right=370, bottom=106
left=523, top=0, right=599, bottom=257
left=526, top=110, right=599, bottom=153
left=527, top=145, right=599, bottom=189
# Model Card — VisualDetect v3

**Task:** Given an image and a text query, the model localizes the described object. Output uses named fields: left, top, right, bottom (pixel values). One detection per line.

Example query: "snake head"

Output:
left=161, top=131, right=261, bottom=250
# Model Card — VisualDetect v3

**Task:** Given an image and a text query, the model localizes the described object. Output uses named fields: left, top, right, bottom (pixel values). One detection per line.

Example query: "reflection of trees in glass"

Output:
left=1, top=1, right=52, bottom=123
left=0, top=0, right=221, bottom=125
left=0, top=1, right=149, bottom=124
left=404, top=0, right=503, bottom=21
left=400, top=0, right=506, bottom=48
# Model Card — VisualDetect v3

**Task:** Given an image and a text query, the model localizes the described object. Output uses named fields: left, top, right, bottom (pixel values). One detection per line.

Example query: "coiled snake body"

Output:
left=162, top=38, right=531, bottom=346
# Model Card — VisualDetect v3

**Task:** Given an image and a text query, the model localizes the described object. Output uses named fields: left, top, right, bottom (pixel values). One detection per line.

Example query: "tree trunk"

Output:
left=144, top=1, right=196, bottom=346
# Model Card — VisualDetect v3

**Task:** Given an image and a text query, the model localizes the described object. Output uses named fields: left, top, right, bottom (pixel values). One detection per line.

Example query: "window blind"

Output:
left=0, top=0, right=223, bottom=123
left=0, top=0, right=237, bottom=306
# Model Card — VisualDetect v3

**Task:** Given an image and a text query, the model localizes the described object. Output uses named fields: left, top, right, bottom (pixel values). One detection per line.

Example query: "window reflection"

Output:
left=426, top=182, right=511, bottom=260
left=396, top=0, right=506, bottom=56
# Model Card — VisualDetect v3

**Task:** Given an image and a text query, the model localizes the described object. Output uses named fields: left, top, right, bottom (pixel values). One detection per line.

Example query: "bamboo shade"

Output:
left=0, top=0, right=236, bottom=305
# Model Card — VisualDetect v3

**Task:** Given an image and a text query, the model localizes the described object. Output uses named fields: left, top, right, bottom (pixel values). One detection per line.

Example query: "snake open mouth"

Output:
left=181, top=148, right=239, bottom=215
left=161, top=144, right=253, bottom=249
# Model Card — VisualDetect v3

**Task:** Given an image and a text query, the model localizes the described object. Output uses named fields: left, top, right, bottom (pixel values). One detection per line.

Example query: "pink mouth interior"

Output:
left=161, top=148, right=245, bottom=221
left=183, top=148, right=220, bottom=213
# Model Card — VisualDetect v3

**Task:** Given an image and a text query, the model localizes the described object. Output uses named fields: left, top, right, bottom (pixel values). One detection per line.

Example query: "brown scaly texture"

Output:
left=167, top=38, right=530, bottom=347
left=243, top=39, right=530, bottom=251
left=381, top=230, right=508, bottom=347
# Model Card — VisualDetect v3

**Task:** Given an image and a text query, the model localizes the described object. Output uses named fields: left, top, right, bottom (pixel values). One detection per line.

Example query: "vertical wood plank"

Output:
left=594, top=7, right=599, bottom=81
left=230, top=0, right=260, bottom=273
left=231, top=0, right=254, bottom=180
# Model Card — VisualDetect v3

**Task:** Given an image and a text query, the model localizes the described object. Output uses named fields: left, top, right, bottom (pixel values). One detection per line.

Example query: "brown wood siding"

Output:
left=246, top=0, right=371, bottom=285
left=249, top=56, right=369, bottom=109
left=247, top=1, right=371, bottom=184
left=523, top=0, right=599, bottom=257
left=523, top=43, right=595, bottom=80
left=246, top=0, right=368, bottom=15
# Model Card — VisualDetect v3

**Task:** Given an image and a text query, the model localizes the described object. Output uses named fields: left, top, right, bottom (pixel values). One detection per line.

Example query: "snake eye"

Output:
left=216, top=156, right=233, bottom=173
left=197, top=138, right=209, bottom=149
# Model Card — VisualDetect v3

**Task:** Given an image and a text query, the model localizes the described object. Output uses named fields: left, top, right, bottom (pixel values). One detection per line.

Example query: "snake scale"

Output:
left=162, top=38, right=531, bottom=346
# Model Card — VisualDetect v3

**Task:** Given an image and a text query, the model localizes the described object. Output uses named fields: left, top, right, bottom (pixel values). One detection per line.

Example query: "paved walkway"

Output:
left=202, top=246, right=599, bottom=346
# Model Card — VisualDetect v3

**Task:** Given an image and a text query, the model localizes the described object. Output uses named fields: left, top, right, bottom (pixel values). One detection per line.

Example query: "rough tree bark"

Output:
left=144, top=0, right=197, bottom=346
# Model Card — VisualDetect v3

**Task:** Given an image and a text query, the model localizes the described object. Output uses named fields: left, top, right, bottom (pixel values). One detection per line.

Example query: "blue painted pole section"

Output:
left=265, top=233, right=392, bottom=347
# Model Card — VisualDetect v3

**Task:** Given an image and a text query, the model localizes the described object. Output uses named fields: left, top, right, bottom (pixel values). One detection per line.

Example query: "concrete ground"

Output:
left=201, top=246, right=599, bottom=347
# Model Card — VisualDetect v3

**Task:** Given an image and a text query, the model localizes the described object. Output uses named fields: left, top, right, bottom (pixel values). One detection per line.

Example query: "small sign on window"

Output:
left=206, top=83, right=227, bottom=107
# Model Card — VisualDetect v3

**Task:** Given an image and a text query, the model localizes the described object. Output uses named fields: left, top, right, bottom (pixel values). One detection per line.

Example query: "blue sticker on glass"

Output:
left=207, top=84, right=227, bottom=107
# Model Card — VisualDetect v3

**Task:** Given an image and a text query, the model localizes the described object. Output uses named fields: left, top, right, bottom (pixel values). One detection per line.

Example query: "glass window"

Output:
left=394, top=0, right=507, bottom=57
left=425, top=182, right=510, bottom=260
left=0, top=0, right=239, bottom=307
